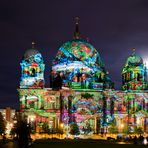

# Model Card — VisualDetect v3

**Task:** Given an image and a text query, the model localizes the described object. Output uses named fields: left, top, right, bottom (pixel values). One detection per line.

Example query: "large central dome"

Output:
left=52, top=39, right=104, bottom=69
left=51, top=18, right=113, bottom=90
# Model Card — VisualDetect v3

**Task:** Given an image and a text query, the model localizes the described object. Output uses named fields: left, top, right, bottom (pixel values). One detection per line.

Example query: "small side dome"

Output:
left=24, top=48, right=39, bottom=60
left=122, top=48, right=147, bottom=91
left=20, top=42, right=45, bottom=88
left=126, top=49, right=143, bottom=66
left=23, top=42, right=43, bottom=64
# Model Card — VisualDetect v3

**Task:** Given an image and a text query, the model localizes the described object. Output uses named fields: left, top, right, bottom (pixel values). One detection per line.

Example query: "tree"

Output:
left=12, top=113, right=31, bottom=148
left=17, top=119, right=31, bottom=148
left=0, top=112, right=5, bottom=135
left=69, top=122, right=80, bottom=136
left=10, top=127, right=16, bottom=138
left=108, top=125, right=118, bottom=134
left=108, top=119, right=118, bottom=134
left=135, top=127, right=144, bottom=135
left=42, top=122, right=49, bottom=133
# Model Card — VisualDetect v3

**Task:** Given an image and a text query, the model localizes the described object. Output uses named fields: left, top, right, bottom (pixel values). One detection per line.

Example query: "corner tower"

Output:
left=20, top=42, right=45, bottom=88
left=122, top=49, right=147, bottom=90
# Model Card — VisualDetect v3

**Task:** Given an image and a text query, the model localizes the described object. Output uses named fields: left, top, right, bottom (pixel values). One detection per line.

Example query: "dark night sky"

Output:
left=0, top=0, right=148, bottom=109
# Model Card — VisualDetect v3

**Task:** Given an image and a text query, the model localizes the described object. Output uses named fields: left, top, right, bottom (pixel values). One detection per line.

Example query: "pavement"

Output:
left=1, top=141, right=18, bottom=148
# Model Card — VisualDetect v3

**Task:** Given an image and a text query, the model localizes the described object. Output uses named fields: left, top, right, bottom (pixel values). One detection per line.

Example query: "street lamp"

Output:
left=120, top=123, right=124, bottom=133
left=120, top=124, right=124, bottom=128
left=28, top=116, right=36, bottom=133
left=60, top=123, right=64, bottom=139
left=143, top=137, right=148, bottom=145
left=30, top=117, right=35, bottom=122
left=60, top=123, right=64, bottom=128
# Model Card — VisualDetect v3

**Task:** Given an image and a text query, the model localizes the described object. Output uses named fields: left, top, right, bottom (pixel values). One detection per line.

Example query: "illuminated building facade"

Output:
left=18, top=18, right=148, bottom=136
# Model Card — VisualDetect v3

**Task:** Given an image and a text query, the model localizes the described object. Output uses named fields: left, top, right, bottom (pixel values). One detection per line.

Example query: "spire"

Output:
left=73, top=17, right=80, bottom=39
left=32, top=41, right=35, bottom=49
left=132, top=48, right=136, bottom=55
left=86, top=37, right=90, bottom=42
left=144, top=62, right=147, bottom=67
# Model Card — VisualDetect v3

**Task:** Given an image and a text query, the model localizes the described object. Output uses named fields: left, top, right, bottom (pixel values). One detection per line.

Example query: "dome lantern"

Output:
left=32, top=41, right=35, bottom=49
left=73, top=17, right=81, bottom=40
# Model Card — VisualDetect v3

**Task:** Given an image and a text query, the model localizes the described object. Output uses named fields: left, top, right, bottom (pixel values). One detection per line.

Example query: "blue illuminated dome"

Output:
left=24, top=48, right=39, bottom=59
left=20, top=43, right=45, bottom=88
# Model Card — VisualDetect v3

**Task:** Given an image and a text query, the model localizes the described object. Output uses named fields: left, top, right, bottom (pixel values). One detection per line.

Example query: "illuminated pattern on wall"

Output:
left=18, top=89, right=105, bottom=134
left=122, top=49, right=147, bottom=90
left=105, top=91, right=148, bottom=133
left=52, top=40, right=113, bottom=90
left=18, top=45, right=148, bottom=135
left=18, top=89, right=61, bottom=129
left=18, top=19, right=148, bottom=135
left=60, top=91, right=104, bottom=134
left=20, top=47, right=45, bottom=88
left=18, top=88, right=148, bottom=134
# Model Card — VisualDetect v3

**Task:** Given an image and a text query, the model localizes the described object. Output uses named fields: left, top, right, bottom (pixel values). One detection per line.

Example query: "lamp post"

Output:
left=120, top=123, right=124, bottom=133
left=28, top=116, right=36, bottom=133
left=60, top=123, right=64, bottom=139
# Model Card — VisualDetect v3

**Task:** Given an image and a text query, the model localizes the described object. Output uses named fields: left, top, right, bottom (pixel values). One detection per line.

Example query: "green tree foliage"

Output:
left=11, top=113, right=31, bottom=147
left=0, top=112, right=5, bottom=135
left=108, top=119, right=118, bottom=134
left=17, top=119, right=31, bottom=147
left=10, top=127, right=16, bottom=137
left=135, top=127, right=144, bottom=134
left=70, top=122, right=80, bottom=135
left=42, top=122, right=49, bottom=133
left=108, top=125, right=118, bottom=134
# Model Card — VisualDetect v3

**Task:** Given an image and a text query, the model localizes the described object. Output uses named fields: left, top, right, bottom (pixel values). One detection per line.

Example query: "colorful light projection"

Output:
left=106, top=91, right=148, bottom=133
left=60, top=91, right=104, bottom=134
left=52, top=40, right=113, bottom=90
left=18, top=87, right=148, bottom=134
left=20, top=48, right=45, bottom=88
left=18, top=89, right=61, bottom=129
left=117, top=93, right=147, bottom=114
left=19, top=89, right=60, bottom=111
left=19, top=89, right=104, bottom=134
left=122, top=49, right=147, bottom=90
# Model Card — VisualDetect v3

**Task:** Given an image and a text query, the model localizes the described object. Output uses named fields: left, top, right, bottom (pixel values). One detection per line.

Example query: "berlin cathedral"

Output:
left=18, top=18, right=148, bottom=136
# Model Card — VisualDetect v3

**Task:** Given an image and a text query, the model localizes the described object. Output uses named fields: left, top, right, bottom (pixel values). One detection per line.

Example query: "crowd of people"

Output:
left=116, top=134, right=148, bottom=145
